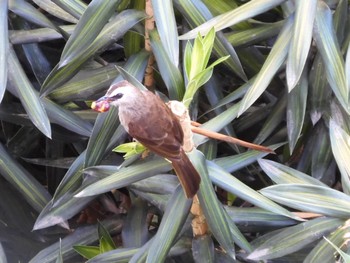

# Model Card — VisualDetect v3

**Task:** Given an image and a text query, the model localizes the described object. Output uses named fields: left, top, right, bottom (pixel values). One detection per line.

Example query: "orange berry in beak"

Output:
left=91, top=100, right=110, bottom=112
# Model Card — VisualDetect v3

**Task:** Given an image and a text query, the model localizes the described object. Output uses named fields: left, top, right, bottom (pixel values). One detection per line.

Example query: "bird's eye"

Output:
left=113, top=93, right=123, bottom=100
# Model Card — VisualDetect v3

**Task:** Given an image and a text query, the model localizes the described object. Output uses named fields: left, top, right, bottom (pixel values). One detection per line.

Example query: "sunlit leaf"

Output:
left=287, top=68, right=308, bottom=152
left=286, top=0, right=316, bottom=90
left=147, top=186, right=192, bottom=262
left=179, top=0, right=285, bottom=39
left=260, top=184, right=350, bottom=218
left=60, top=0, right=120, bottom=66
left=152, top=0, right=179, bottom=66
left=8, top=46, right=51, bottom=138
left=33, top=0, right=78, bottom=23
left=248, top=217, right=343, bottom=260
left=314, top=1, right=349, bottom=113
left=238, top=15, right=293, bottom=116
left=329, top=119, right=350, bottom=195
left=0, top=0, right=8, bottom=103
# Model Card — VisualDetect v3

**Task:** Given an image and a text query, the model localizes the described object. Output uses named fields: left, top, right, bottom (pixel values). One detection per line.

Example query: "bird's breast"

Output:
left=118, top=106, right=144, bottom=133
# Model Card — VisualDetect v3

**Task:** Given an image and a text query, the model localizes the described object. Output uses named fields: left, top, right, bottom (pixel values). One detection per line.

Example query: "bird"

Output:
left=91, top=80, right=201, bottom=198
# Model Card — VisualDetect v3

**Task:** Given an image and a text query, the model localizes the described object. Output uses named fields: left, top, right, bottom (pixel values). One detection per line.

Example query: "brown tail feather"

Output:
left=171, top=149, right=201, bottom=198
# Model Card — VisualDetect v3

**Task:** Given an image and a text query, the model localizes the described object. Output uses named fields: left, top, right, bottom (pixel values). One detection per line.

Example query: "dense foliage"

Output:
left=1, top=0, right=350, bottom=262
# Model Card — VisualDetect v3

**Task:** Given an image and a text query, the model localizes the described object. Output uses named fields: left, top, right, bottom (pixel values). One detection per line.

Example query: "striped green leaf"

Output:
left=41, top=10, right=146, bottom=96
left=248, top=217, right=343, bottom=260
left=238, top=15, right=293, bottom=116
left=179, top=0, right=286, bottom=39
left=8, top=46, right=52, bottom=138
left=287, top=68, right=308, bottom=152
left=286, top=0, right=316, bottom=90
left=190, top=150, right=236, bottom=259
left=329, top=119, right=350, bottom=195
left=32, top=0, right=78, bottom=23
left=0, top=143, right=51, bottom=213
left=314, top=1, right=349, bottom=114
left=260, top=184, right=350, bottom=218
left=208, top=161, right=301, bottom=221
left=0, top=0, right=8, bottom=103
left=149, top=29, right=184, bottom=100
left=152, top=0, right=179, bottom=66
left=60, top=0, right=121, bottom=66
left=147, top=187, right=192, bottom=262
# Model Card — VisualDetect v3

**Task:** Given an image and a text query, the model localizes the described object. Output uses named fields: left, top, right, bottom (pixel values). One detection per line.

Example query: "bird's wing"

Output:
left=127, top=96, right=183, bottom=160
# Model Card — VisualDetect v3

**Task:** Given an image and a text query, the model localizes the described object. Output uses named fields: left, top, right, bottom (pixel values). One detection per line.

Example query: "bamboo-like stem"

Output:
left=191, top=122, right=274, bottom=153
left=144, top=0, right=155, bottom=90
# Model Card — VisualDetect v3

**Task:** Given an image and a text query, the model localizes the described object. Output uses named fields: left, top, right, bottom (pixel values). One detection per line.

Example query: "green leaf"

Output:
left=75, top=158, right=172, bottom=197
left=34, top=191, right=95, bottom=230
left=184, top=41, right=192, bottom=80
left=152, top=0, right=179, bottom=66
left=100, top=237, right=114, bottom=254
left=147, top=186, right=192, bottom=262
left=329, top=119, right=350, bottom=195
left=311, top=122, right=334, bottom=181
left=32, top=0, right=78, bottom=23
left=52, top=151, right=86, bottom=201
left=192, top=236, right=215, bottom=263
left=304, top=221, right=350, bottom=262
left=225, top=207, right=297, bottom=232
left=49, top=64, right=119, bottom=103
left=174, top=0, right=246, bottom=81
left=323, top=237, right=350, bottom=263
left=149, top=29, right=184, bottom=100
left=51, top=0, right=87, bottom=19
left=346, top=39, right=350, bottom=101
left=287, top=68, right=308, bottom=152
left=260, top=184, right=350, bottom=218
left=41, top=10, right=146, bottom=96
left=193, top=102, right=241, bottom=146
left=0, top=143, right=51, bottom=213
left=190, top=150, right=236, bottom=259
left=258, top=159, right=326, bottom=186
left=122, top=198, right=150, bottom=248
left=113, top=142, right=146, bottom=159
left=309, top=54, right=330, bottom=124
left=60, top=0, right=121, bottom=66
left=84, top=107, right=121, bottom=167
left=248, top=217, right=344, bottom=260
left=208, top=161, right=301, bottom=221
left=98, top=222, right=116, bottom=251
left=286, top=0, right=317, bottom=90
left=183, top=54, right=229, bottom=107
left=8, top=46, right=52, bottom=138
left=43, top=98, right=93, bottom=137
left=226, top=20, right=284, bottom=47
left=87, top=248, right=138, bottom=263
left=179, top=0, right=286, bottom=39
left=9, top=25, right=75, bottom=44
left=238, top=15, right=293, bottom=116
left=253, top=93, right=286, bottom=145
left=74, top=245, right=100, bottom=259
left=189, top=28, right=215, bottom=80
left=0, top=0, right=8, bottom=103
left=314, top=1, right=349, bottom=113
left=214, top=143, right=282, bottom=173
left=9, top=0, right=65, bottom=35
left=55, top=239, right=63, bottom=263
left=32, top=219, right=123, bottom=262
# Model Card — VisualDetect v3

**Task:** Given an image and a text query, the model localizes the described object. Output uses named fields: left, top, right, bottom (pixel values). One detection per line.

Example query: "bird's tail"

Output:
left=171, top=149, right=201, bottom=198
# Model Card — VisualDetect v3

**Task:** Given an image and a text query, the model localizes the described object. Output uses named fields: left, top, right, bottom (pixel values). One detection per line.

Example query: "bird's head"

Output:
left=91, top=80, right=140, bottom=112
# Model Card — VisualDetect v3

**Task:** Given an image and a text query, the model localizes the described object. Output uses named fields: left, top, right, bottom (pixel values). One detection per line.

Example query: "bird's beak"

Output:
left=91, top=96, right=111, bottom=112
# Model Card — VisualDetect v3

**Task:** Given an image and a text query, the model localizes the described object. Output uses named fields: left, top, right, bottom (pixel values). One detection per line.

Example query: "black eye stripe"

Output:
left=112, top=93, right=123, bottom=99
